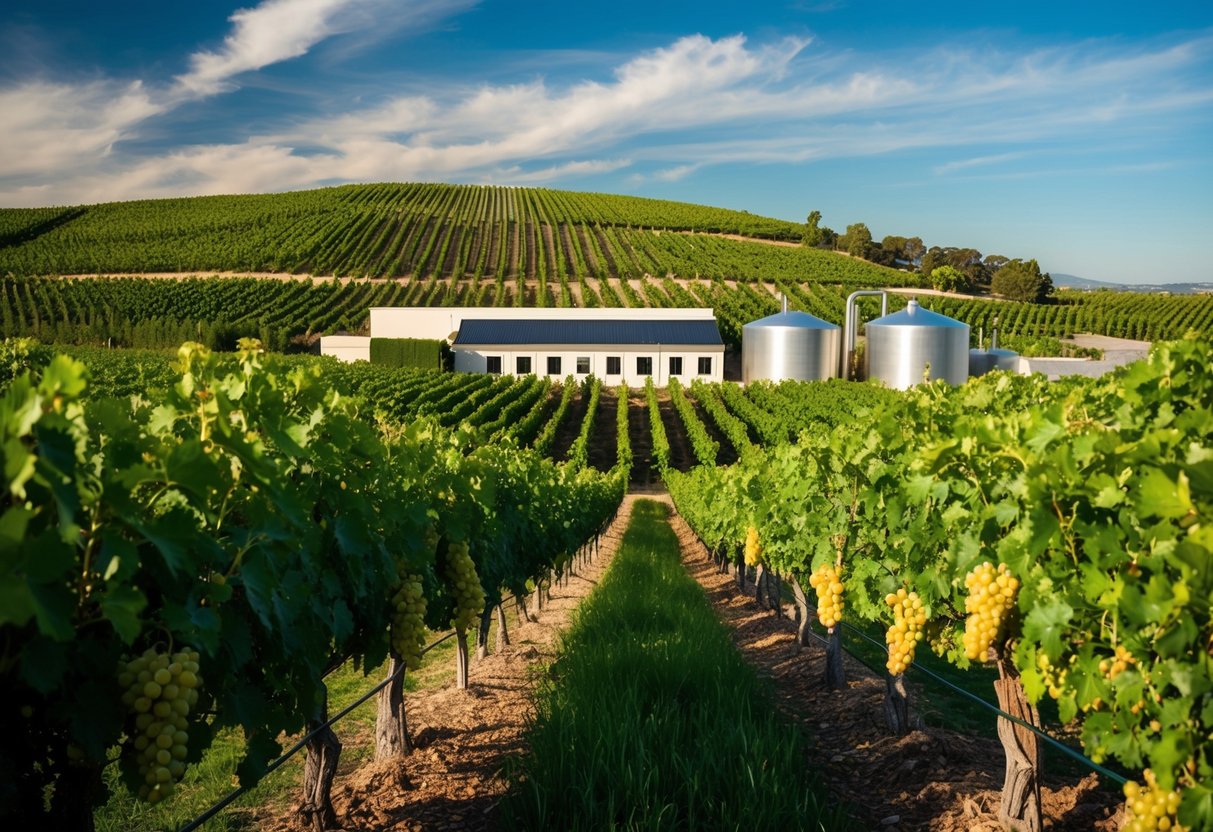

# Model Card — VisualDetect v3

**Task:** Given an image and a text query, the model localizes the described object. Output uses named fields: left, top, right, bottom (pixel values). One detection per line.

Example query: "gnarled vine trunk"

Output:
left=994, top=657, right=1043, bottom=832
left=299, top=684, right=341, bottom=832
left=883, top=672, right=910, bottom=734
left=455, top=626, right=470, bottom=689
left=754, top=565, right=769, bottom=609
left=495, top=603, right=510, bottom=650
left=374, top=656, right=412, bottom=759
left=475, top=606, right=493, bottom=660
left=790, top=576, right=813, bottom=652
left=824, top=626, right=846, bottom=691
left=516, top=593, right=534, bottom=623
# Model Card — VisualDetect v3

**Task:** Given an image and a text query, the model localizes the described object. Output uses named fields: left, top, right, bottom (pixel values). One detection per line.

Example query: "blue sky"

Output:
left=2, top=1, right=1210, bottom=284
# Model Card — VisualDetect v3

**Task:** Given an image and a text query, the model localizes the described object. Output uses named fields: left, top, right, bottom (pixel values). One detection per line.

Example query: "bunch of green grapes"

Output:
left=808, top=564, right=844, bottom=628
left=390, top=572, right=427, bottom=669
left=117, top=647, right=203, bottom=803
left=1036, top=652, right=1072, bottom=700
left=1122, top=770, right=1186, bottom=832
left=445, top=540, right=485, bottom=631
left=884, top=588, right=926, bottom=676
left=962, top=561, right=1018, bottom=662
left=744, top=526, right=763, bottom=567
left=423, top=524, right=439, bottom=555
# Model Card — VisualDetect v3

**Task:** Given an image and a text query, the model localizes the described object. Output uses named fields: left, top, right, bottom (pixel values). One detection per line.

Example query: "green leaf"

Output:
left=1022, top=599, right=1073, bottom=660
left=1134, top=467, right=1192, bottom=520
left=99, top=584, right=146, bottom=643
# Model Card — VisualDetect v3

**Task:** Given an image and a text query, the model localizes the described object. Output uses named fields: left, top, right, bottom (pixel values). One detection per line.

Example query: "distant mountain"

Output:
left=1051, top=273, right=1213, bottom=295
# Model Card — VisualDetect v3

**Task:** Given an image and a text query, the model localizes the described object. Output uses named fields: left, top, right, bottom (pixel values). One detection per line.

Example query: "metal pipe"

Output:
left=781, top=292, right=788, bottom=314
left=841, top=290, right=888, bottom=379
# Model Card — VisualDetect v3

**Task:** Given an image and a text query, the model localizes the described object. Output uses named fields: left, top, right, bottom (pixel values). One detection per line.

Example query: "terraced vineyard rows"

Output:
left=0, top=184, right=912, bottom=288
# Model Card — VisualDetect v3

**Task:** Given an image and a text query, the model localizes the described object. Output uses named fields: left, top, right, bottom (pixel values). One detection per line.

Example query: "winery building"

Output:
left=320, top=307, right=726, bottom=386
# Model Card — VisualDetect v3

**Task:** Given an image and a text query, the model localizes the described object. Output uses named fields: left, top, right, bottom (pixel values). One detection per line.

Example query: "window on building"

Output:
left=698, top=356, right=712, bottom=375
left=547, top=356, right=562, bottom=375
left=669, top=356, right=683, bottom=376
left=636, top=356, right=653, bottom=376
left=606, top=356, right=621, bottom=375
left=576, top=356, right=591, bottom=374
left=486, top=356, right=502, bottom=374
left=516, top=356, right=532, bottom=374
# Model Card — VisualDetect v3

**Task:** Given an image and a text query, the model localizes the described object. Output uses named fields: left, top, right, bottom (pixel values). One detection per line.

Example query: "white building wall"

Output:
left=319, top=335, right=370, bottom=363
left=370, top=306, right=717, bottom=341
left=452, top=345, right=724, bottom=386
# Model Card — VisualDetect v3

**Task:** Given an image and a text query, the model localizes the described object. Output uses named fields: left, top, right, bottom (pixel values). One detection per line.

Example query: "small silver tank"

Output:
left=742, top=310, right=841, bottom=383
left=866, top=299, right=969, bottom=389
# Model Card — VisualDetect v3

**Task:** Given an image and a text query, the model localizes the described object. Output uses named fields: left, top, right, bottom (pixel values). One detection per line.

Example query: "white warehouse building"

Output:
left=320, top=306, right=726, bottom=386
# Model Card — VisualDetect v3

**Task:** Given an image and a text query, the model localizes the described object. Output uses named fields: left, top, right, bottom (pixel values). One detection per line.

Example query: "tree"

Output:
left=803, top=211, right=824, bottom=247
left=840, top=223, right=873, bottom=259
left=930, top=265, right=968, bottom=292
left=990, top=258, right=1051, bottom=302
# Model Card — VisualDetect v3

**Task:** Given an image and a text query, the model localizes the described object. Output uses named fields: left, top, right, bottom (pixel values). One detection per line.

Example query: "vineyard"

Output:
left=0, top=339, right=626, bottom=828
left=3, top=271, right=1209, bottom=356
left=664, top=336, right=1212, bottom=830
left=0, top=184, right=909, bottom=287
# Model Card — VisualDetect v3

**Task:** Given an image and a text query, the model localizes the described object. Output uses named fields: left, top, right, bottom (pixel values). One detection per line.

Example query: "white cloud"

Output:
left=0, top=25, right=1210, bottom=207
left=173, top=0, right=381, bottom=98
left=0, top=81, right=161, bottom=179
left=934, top=152, right=1028, bottom=175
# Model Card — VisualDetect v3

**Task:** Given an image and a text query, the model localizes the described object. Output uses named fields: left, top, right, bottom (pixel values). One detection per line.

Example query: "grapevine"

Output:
left=445, top=540, right=486, bottom=631
left=884, top=589, right=926, bottom=676
left=808, top=564, right=844, bottom=628
left=962, top=562, right=1018, bottom=662
left=117, top=646, right=203, bottom=804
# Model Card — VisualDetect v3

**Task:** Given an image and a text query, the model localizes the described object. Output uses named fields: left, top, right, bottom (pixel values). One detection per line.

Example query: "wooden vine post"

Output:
left=993, top=655, right=1043, bottom=832
left=374, top=655, right=412, bottom=759
left=475, top=606, right=494, bottom=660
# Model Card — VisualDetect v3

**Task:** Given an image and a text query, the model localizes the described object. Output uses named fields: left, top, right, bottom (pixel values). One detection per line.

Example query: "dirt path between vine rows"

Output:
left=667, top=508, right=1125, bottom=832
left=259, top=497, right=636, bottom=832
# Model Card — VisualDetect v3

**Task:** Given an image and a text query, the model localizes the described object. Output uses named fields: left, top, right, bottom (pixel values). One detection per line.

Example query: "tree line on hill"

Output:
left=802, top=211, right=1053, bottom=303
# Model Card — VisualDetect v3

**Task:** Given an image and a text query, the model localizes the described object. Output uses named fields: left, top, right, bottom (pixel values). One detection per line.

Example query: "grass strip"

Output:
left=501, top=500, right=850, bottom=831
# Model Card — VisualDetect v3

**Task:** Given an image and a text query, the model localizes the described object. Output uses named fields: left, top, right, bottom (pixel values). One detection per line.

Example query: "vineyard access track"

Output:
left=256, top=495, right=1125, bottom=831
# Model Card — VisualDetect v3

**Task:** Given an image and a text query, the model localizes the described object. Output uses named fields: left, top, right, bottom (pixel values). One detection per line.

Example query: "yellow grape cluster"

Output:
left=962, top=562, right=1018, bottom=661
left=117, top=647, right=203, bottom=803
left=1036, top=652, right=1072, bottom=700
left=808, top=564, right=844, bottom=628
left=1100, top=644, right=1137, bottom=679
left=1123, top=770, right=1186, bottom=832
left=390, top=572, right=427, bottom=669
left=744, top=526, right=763, bottom=567
left=884, top=589, right=926, bottom=676
left=445, top=540, right=485, bottom=631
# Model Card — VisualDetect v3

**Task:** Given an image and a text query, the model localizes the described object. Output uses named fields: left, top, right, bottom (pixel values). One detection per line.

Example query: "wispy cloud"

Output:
left=934, top=152, right=1028, bottom=175
left=0, top=19, right=1210, bottom=206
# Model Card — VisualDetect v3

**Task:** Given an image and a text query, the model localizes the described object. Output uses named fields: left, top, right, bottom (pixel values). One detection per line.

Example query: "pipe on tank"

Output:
left=841, top=290, right=888, bottom=379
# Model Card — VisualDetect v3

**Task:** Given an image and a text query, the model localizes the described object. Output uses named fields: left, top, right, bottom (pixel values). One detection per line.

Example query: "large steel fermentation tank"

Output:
left=865, top=299, right=970, bottom=389
left=742, top=307, right=841, bottom=383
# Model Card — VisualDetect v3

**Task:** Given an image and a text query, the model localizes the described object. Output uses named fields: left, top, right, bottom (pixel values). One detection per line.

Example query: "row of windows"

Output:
left=486, top=355, right=712, bottom=376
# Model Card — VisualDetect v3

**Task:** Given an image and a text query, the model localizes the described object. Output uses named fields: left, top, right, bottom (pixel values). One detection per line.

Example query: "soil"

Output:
left=585, top=387, right=618, bottom=472
left=666, top=507, right=1125, bottom=832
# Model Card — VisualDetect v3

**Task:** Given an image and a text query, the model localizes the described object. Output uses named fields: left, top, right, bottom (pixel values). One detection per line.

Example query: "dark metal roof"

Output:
left=452, top=318, right=724, bottom=347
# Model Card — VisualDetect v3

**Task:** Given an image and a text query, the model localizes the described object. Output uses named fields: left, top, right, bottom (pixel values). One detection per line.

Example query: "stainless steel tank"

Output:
left=969, top=349, right=994, bottom=377
left=865, top=299, right=969, bottom=389
left=742, top=308, right=841, bottom=383
left=988, top=347, right=1019, bottom=373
